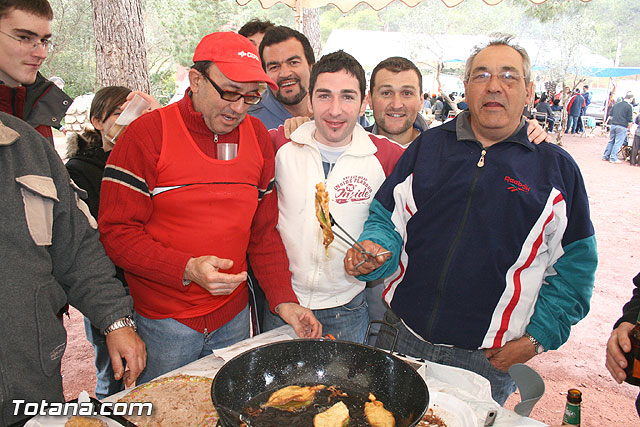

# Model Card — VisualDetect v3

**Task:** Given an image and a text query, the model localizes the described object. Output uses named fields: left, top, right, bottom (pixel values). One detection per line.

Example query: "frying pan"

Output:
left=211, top=338, right=428, bottom=426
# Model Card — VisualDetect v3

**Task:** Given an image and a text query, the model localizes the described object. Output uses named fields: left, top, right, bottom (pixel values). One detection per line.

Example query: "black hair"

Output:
left=192, top=61, right=213, bottom=76
left=258, top=26, right=315, bottom=69
left=309, top=50, right=366, bottom=102
left=370, top=56, right=422, bottom=93
left=90, top=86, right=131, bottom=124
left=0, top=0, right=53, bottom=20
left=238, top=19, right=274, bottom=38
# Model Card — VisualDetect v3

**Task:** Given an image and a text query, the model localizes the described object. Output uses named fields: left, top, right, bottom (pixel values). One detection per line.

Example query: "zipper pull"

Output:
left=214, top=134, right=218, bottom=143
left=477, top=149, right=486, bottom=168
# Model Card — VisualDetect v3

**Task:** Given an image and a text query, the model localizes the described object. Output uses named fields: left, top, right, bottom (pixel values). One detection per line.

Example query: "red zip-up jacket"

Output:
left=98, top=93, right=298, bottom=333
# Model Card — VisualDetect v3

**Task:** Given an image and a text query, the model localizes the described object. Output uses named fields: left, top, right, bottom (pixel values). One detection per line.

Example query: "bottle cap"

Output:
left=567, top=388, right=582, bottom=404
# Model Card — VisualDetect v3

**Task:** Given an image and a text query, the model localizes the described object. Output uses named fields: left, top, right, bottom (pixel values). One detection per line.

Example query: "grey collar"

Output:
left=455, top=111, right=529, bottom=149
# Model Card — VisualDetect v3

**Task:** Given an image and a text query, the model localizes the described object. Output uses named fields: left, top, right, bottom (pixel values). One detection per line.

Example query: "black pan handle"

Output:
left=365, top=320, right=399, bottom=354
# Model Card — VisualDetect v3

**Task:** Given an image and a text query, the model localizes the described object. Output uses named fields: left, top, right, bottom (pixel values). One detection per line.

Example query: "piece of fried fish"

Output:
left=313, top=401, right=349, bottom=427
left=263, top=385, right=326, bottom=412
left=364, top=393, right=395, bottom=427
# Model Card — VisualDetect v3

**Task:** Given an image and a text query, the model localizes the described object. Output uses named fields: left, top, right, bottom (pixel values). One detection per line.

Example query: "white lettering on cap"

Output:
left=238, top=51, right=260, bottom=62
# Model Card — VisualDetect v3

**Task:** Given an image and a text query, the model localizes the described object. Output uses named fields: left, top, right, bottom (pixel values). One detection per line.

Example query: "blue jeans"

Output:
left=376, top=309, right=516, bottom=405
left=262, top=290, right=369, bottom=343
left=566, top=115, right=580, bottom=133
left=546, top=117, right=555, bottom=132
left=603, top=125, right=628, bottom=162
left=134, top=305, right=250, bottom=385
left=576, top=114, right=584, bottom=132
left=84, top=318, right=123, bottom=399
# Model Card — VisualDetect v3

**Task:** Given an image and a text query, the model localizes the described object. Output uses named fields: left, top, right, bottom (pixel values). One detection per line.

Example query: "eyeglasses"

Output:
left=469, top=70, right=522, bottom=86
left=200, top=72, right=261, bottom=105
left=0, top=30, right=54, bottom=51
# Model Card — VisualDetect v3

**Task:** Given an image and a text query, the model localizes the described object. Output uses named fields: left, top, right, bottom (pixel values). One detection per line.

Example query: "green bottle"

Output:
left=561, top=388, right=581, bottom=426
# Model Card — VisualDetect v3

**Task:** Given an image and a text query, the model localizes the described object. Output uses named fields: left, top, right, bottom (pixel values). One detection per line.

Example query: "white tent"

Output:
left=322, top=30, right=613, bottom=71
left=238, top=0, right=593, bottom=15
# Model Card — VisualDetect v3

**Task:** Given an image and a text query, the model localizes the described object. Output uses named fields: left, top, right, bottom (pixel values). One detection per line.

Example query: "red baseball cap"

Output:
left=193, top=32, right=278, bottom=91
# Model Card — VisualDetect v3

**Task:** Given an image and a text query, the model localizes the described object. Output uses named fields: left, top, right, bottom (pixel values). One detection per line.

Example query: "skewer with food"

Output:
left=315, top=182, right=334, bottom=253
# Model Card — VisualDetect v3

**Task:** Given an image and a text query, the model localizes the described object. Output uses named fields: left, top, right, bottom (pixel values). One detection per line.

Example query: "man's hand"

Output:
left=283, top=116, right=311, bottom=139
left=275, top=302, right=322, bottom=338
left=184, top=256, right=247, bottom=295
left=526, top=118, right=552, bottom=144
left=484, top=336, right=536, bottom=372
left=106, top=327, right=146, bottom=387
left=344, top=240, right=392, bottom=276
left=606, top=322, right=634, bottom=383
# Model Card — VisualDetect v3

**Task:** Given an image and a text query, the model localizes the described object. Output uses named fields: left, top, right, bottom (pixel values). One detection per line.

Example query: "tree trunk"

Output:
left=91, top=0, right=149, bottom=92
left=302, top=8, right=322, bottom=61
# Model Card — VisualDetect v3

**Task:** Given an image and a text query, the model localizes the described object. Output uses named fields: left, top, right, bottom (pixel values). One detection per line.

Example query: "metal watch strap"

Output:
left=524, top=332, right=544, bottom=354
left=103, top=316, right=136, bottom=335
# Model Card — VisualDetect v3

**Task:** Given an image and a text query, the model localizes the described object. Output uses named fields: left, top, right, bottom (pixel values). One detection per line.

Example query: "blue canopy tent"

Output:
left=583, top=67, right=640, bottom=78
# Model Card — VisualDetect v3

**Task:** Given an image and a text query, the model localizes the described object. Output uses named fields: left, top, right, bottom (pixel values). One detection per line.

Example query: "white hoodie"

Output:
left=273, top=121, right=404, bottom=309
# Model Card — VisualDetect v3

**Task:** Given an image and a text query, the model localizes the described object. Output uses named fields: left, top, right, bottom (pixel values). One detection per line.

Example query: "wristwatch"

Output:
left=103, top=316, right=137, bottom=335
left=524, top=332, right=545, bottom=354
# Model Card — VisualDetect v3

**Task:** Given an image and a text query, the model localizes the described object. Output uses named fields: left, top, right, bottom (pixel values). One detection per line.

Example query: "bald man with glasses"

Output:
left=0, top=0, right=71, bottom=144
left=98, top=31, right=322, bottom=385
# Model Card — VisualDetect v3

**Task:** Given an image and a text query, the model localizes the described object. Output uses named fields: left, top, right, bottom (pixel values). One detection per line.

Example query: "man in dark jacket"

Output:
left=0, top=111, right=146, bottom=425
left=345, top=36, right=596, bottom=405
left=606, top=272, right=640, bottom=417
left=0, top=0, right=72, bottom=144
left=565, top=88, right=584, bottom=134
left=575, top=85, right=591, bottom=133
left=603, top=93, right=633, bottom=163
left=535, top=93, right=555, bottom=132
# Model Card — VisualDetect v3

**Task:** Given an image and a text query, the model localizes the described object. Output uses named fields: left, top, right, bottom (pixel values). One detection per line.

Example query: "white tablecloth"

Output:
left=106, top=326, right=546, bottom=426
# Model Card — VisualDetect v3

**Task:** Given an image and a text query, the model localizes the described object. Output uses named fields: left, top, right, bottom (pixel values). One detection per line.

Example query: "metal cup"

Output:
left=217, top=143, right=238, bottom=160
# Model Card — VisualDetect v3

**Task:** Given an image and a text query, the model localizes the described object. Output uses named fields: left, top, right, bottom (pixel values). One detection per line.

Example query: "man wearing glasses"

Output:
left=0, top=0, right=71, bottom=144
left=345, top=37, right=597, bottom=405
left=98, top=32, right=322, bottom=385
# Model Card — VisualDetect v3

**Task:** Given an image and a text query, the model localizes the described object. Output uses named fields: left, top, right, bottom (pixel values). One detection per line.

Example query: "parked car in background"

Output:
left=585, top=88, right=609, bottom=125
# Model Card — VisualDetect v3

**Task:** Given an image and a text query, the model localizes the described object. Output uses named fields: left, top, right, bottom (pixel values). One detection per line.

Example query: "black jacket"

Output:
left=609, top=101, right=633, bottom=127
left=0, top=72, right=72, bottom=143
left=65, top=139, right=127, bottom=287
left=615, top=272, right=640, bottom=328
left=66, top=147, right=109, bottom=218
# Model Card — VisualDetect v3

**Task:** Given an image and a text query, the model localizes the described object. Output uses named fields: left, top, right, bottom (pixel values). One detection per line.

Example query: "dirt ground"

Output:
left=59, top=130, right=640, bottom=426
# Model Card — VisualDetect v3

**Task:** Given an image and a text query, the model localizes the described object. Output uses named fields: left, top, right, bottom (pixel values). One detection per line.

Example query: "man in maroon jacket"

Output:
left=99, top=32, right=322, bottom=385
left=0, top=0, right=72, bottom=144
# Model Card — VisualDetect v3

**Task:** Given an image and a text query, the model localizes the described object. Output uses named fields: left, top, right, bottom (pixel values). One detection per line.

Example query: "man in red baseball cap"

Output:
left=98, top=31, right=322, bottom=385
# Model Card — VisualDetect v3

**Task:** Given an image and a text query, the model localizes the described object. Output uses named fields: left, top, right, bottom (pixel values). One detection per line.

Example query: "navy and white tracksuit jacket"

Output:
left=358, top=112, right=597, bottom=352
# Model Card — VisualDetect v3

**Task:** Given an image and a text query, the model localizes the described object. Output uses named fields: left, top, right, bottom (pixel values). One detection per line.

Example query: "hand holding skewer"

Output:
left=344, top=240, right=392, bottom=276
